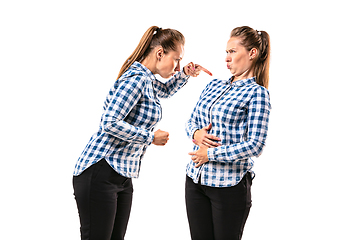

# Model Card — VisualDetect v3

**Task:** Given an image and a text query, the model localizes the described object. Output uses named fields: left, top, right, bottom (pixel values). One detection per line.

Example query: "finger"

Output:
left=205, top=134, right=221, bottom=141
left=204, top=135, right=221, bottom=146
left=195, top=162, right=202, bottom=168
left=188, top=70, right=197, bottom=77
left=195, top=65, right=213, bottom=76
left=204, top=123, right=212, bottom=131
left=187, top=62, right=195, bottom=71
left=192, top=139, right=199, bottom=146
left=188, top=151, right=196, bottom=155
left=202, top=142, right=211, bottom=148
left=204, top=140, right=220, bottom=147
left=205, top=139, right=221, bottom=146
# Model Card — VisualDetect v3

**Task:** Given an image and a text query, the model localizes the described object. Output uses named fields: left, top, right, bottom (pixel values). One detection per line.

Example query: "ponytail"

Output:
left=254, top=30, right=270, bottom=89
left=230, top=26, right=271, bottom=89
left=117, top=26, right=158, bottom=79
left=117, top=26, right=185, bottom=80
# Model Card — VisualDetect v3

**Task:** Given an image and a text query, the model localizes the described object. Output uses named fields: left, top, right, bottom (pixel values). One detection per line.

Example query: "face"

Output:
left=225, top=37, right=255, bottom=80
left=156, top=44, right=184, bottom=79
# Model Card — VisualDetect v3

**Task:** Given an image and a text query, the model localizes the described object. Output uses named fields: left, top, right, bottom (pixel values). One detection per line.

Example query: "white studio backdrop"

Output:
left=0, top=0, right=359, bottom=239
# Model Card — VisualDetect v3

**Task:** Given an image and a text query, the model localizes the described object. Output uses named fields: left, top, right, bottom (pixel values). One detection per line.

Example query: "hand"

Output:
left=152, top=129, right=169, bottom=146
left=193, top=123, right=221, bottom=148
left=184, top=62, right=212, bottom=77
left=189, top=139, right=209, bottom=168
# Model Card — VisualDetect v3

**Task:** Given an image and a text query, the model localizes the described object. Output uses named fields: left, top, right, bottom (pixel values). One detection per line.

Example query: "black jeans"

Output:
left=185, top=172, right=252, bottom=240
left=73, top=159, right=133, bottom=240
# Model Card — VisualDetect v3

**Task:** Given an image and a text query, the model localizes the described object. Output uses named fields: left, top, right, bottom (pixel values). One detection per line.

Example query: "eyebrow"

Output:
left=226, top=47, right=236, bottom=52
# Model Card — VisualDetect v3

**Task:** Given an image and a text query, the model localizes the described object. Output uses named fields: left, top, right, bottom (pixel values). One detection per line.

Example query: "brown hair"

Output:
left=117, top=26, right=185, bottom=79
left=230, top=26, right=271, bottom=89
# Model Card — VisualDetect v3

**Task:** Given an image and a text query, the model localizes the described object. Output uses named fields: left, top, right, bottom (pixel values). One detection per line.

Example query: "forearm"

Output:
left=154, top=70, right=190, bottom=98
left=103, top=120, right=154, bottom=145
left=185, top=119, right=199, bottom=139
left=207, top=139, right=265, bottom=163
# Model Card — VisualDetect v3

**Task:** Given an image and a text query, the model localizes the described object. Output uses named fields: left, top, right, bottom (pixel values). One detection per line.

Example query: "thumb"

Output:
left=204, top=123, right=212, bottom=131
left=192, top=139, right=199, bottom=146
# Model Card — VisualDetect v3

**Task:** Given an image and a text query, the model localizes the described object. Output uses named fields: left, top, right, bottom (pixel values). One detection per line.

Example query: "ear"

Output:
left=249, top=48, right=258, bottom=60
left=156, top=47, right=164, bottom=61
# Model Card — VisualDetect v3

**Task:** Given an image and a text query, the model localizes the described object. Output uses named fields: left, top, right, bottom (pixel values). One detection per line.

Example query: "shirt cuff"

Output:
left=180, top=69, right=191, bottom=80
left=207, top=147, right=215, bottom=162
left=145, top=131, right=155, bottom=146
left=182, top=69, right=190, bottom=77
left=207, top=146, right=225, bottom=162
left=186, top=125, right=199, bottom=139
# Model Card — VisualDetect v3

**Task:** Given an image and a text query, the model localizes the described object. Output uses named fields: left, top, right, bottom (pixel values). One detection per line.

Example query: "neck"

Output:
left=141, top=55, right=157, bottom=74
left=232, top=69, right=253, bottom=82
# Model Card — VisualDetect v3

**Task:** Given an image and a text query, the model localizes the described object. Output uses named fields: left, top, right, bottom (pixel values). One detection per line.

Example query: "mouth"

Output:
left=227, top=65, right=231, bottom=69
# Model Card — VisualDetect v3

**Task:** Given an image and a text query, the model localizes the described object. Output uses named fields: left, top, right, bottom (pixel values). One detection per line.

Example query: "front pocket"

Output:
left=91, top=159, right=106, bottom=182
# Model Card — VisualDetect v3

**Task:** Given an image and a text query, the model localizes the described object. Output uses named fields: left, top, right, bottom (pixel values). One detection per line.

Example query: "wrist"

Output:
left=192, top=129, right=199, bottom=139
left=183, top=66, right=189, bottom=76
left=148, top=131, right=155, bottom=145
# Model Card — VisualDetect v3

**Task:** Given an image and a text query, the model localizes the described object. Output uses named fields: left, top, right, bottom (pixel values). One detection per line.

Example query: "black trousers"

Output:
left=185, top=172, right=252, bottom=240
left=73, top=159, right=133, bottom=240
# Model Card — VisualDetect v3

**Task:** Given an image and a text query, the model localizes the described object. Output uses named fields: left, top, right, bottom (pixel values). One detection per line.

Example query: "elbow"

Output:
left=102, top=120, right=121, bottom=137
left=102, top=120, right=112, bottom=133
left=241, top=140, right=265, bottom=158
left=252, top=141, right=265, bottom=157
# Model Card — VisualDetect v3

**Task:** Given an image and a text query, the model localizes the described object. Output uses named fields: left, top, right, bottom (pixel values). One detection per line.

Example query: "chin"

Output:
left=165, top=73, right=175, bottom=79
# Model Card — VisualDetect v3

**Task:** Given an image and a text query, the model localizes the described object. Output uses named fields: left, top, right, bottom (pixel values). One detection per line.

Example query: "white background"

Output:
left=1, top=0, right=359, bottom=239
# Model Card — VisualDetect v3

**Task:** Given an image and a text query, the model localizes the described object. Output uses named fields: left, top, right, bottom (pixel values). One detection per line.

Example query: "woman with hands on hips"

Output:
left=73, top=26, right=212, bottom=240
left=186, top=26, right=271, bottom=240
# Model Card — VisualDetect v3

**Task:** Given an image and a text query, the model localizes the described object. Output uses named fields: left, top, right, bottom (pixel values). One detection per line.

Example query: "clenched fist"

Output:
left=152, top=129, right=169, bottom=146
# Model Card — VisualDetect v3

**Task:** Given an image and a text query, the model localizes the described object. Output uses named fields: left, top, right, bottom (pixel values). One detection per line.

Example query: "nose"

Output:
left=225, top=54, right=231, bottom=62
left=175, top=61, right=180, bottom=72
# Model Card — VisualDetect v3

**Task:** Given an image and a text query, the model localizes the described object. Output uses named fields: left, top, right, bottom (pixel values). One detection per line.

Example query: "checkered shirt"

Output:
left=74, top=61, right=189, bottom=177
left=185, top=77, right=271, bottom=187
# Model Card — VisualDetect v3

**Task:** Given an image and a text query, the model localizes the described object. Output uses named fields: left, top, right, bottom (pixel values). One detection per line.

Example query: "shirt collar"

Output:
left=131, top=61, right=157, bottom=81
left=223, top=76, right=256, bottom=87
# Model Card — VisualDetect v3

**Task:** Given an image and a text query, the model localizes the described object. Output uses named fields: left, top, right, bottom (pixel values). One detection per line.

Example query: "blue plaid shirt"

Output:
left=74, top=61, right=190, bottom=177
left=185, top=77, right=271, bottom=187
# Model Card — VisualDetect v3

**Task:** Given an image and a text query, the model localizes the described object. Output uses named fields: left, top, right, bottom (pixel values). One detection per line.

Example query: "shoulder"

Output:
left=248, top=83, right=270, bottom=97
left=248, top=83, right=271, bottom=108
left=120, top=63, right=147, bottom=81
left=116, top=63, right=150, bottom=89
